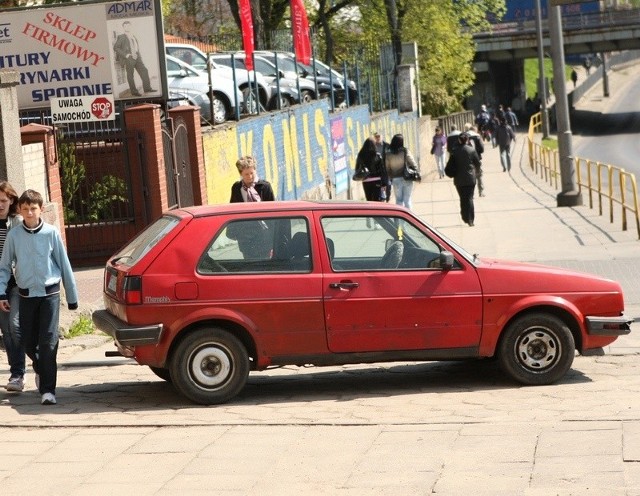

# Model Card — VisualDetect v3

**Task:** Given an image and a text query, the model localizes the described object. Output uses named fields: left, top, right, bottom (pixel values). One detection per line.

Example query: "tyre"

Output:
left=169, top=328, right=250, bottom=405
left=210, top=93, right=230, bottom=125
left=241, top=87, right=259, bottom=114
left=498, top=313, right=575, bottom=385
left=148, top=366, right=171, bottom=382
left=300, top=90, right=314, bottom=103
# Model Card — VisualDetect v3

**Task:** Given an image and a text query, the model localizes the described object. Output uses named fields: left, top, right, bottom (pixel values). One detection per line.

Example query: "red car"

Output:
left=92, top=201, right=632, bottom=404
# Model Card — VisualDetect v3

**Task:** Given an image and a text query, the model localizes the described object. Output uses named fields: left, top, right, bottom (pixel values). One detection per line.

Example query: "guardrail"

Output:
left=527, top=112, right=640, bottom=239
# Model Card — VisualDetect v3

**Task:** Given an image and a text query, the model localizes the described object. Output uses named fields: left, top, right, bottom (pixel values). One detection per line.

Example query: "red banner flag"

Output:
left=290, top=0, right=311, bottom=65
left=239, top=0, right=255, bottom=70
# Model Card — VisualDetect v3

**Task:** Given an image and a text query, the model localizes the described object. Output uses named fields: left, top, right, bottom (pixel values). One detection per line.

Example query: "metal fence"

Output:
left=193, top=30, right=399, bottom=113
left=527, top=112, right=640, bottom=239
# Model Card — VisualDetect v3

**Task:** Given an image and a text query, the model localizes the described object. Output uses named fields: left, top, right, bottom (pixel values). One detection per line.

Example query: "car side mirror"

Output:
left=179, top=69, right=188, bottom=78
left=440, top=251, right=454, bottom=270
left=279, top=70, right=286, bottom=79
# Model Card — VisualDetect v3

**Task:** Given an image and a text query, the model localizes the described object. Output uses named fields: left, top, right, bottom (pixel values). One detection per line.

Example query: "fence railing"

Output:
left=527, top=112, right=640, bottom=239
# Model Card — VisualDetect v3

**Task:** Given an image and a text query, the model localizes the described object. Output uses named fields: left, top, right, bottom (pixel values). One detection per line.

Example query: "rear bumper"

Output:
left=585, top=315, right=633, bottom=336
left=92, top=309, right=163, bottom=346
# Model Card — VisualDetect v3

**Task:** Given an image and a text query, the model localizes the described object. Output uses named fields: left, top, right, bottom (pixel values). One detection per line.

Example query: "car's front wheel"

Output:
left=498, top=313, right=575, bottom=385
left=210, top=92, right=231, bottom=125
left=170, top=328, right=250, bottom=405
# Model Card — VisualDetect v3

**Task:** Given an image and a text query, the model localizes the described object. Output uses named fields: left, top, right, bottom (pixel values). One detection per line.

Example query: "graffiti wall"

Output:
left=202, top=100, right=420, bottom=204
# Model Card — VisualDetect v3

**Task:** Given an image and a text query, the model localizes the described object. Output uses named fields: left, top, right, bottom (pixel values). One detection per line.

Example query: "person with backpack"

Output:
left=495, top=118, right=516, bottom=172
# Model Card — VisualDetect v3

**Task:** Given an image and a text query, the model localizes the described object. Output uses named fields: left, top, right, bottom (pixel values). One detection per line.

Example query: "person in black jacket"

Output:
left=228, top=156, right=275, bottom=259
left=229, top=156, right=275, bottom=203
left=445, top=133, right=481, bottom=226
left=356, top=137, right=388, bottom=201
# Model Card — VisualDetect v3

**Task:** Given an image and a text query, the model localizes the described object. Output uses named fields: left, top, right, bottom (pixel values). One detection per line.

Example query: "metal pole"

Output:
left=549, top=3, right=582, bottom=207
left=601, top=52, right=609, bottom=97
left=534, top=0, right=550, bottom=138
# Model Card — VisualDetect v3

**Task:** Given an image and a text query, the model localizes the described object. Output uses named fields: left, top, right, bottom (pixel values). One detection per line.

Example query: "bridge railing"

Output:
left=527, top=112, right=640, bottom=239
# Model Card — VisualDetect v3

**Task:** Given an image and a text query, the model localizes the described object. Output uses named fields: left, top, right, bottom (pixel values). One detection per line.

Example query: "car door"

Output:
left=318, top=212, right=483, bottom=353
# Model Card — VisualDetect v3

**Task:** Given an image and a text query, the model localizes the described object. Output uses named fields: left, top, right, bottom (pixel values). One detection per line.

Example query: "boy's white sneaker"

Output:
left=41, top=393, right=56, bottom=405
left=6, top=376, right=24, bottom=392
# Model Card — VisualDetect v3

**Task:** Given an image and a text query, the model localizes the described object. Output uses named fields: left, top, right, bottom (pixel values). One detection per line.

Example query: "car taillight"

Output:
left=123, top=276, right=142, bottom=305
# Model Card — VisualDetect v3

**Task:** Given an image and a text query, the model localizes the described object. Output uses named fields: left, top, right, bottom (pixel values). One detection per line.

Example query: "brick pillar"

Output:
left=123, top=103, right=167, bottom=221
left=167, top=105, right=207, bottom=205
left=20, top=124, right=66, bottom=245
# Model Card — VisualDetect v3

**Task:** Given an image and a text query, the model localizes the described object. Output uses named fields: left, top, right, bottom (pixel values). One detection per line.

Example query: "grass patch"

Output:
left=64, top=314, right=95, bottom=339
left=524, top=59, right=575, bottom=99
left=541, top=137, right=558, bottom=150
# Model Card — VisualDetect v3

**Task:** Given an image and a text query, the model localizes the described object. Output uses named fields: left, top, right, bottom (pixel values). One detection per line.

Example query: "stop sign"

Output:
left=91, top=97, right=113, bottom=119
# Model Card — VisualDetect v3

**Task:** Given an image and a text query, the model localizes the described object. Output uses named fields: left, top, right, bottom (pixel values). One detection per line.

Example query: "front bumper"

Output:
left=92, top=309, right=163, bottom=346
left=585, top=315, right=633, bottom=336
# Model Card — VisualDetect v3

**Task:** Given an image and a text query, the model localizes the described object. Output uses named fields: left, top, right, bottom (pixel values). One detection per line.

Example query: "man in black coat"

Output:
left=445, top=133, right=481, bottom=226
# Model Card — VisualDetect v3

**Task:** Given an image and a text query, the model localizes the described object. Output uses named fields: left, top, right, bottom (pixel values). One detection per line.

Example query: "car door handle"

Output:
left=329, top=282, right=359, bottom=291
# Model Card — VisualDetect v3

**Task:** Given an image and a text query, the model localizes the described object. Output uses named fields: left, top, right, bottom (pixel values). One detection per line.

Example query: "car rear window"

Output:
left=111, top=215, right=180, bottom=266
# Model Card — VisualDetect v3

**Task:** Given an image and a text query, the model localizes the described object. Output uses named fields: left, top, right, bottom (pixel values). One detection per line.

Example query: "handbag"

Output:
left=402, top=152, right=421, bottom=182
left=352, top=166, right=369, bottom=181
left=403, top=167, right=421, bottom=182
left=430, top=144, right=436, bottom=155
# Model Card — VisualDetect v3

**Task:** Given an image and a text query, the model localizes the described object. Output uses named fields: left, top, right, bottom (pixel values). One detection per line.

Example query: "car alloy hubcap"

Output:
left=516, top=328, right=560, bottom=371
left=190, top=346, right=231, bottom=388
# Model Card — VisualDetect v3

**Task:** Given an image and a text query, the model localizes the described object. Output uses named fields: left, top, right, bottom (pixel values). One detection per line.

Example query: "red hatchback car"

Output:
left=92, top=201, right=632, bottom=404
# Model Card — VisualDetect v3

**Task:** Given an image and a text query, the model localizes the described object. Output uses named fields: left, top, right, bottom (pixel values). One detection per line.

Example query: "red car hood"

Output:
left=475, top=258, right=623, bottom=294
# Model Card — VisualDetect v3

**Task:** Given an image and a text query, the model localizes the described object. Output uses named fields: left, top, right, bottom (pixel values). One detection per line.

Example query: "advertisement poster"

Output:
left=330, top=114, right=349, bottom=195
left=0, top=0, right=163, bottom=110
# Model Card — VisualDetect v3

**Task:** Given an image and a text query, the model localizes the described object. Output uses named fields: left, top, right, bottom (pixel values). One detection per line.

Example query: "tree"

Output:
left=360, top=0, right=506, bottom=115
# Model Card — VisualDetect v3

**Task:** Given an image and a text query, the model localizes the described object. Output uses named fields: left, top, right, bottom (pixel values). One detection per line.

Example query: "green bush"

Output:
left=64, top=315, right=95, bottom=339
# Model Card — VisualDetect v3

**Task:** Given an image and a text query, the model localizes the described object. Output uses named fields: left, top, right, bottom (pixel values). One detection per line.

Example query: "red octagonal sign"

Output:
left=91, top=97, right=113, bottom=119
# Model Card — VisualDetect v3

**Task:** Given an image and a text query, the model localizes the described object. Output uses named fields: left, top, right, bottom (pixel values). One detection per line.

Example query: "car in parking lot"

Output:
left=166, top=55, right=242, bottom=125
left=210, top=52, right=311, bottom=107
left=165, top=43, right=271, bottom=114
left=92, top=201, right=632, bottom=405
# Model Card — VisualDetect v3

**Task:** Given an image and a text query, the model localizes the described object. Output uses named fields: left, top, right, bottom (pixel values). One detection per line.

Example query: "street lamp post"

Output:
left=535, top=0, right=550, bottom=138
left=548, top=2, right=582, bottom=207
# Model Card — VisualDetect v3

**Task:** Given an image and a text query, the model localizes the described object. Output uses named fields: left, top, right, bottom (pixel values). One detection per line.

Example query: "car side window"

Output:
left=320, top=216, right=446, bottom=271
left=197, top=217, right=311, bottom=274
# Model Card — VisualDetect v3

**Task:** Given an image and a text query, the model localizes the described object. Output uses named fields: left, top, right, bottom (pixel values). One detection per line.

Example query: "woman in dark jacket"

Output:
left=384, top=134, right=419, bottom=209
left=355, top=138, right=388, bottom=201
left=229, top=156, right=275, bottom=203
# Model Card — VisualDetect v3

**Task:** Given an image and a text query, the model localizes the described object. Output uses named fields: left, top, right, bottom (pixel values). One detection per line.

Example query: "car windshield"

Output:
left=111, top=215, right=180, bottom=266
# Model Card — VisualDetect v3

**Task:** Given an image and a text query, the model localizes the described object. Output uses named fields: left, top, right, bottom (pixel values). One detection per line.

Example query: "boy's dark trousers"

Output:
left=19, top=293, right=60, bottom=395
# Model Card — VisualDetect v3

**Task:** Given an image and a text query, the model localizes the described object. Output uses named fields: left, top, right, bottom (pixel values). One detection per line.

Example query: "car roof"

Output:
left=171, top=200, right=406, bottom=218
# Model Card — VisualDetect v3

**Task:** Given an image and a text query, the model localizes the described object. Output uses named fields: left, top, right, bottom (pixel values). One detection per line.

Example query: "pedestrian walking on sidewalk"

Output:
left=495, top=118, right=516, bottom=172
left=445, top=133, right=480, bottom=226
left=385, top=134, right=419, bottom=210
left=373, top=132, right=391, bottom=202
left=355, top=137, right=387, bottom=201
left=0, top=190, right=79, bottom=406
left=0, top=181, right=25, bottom=393
left=464, top=124, right=485, bottom=197
left=431, top=127, right=447, bottom=178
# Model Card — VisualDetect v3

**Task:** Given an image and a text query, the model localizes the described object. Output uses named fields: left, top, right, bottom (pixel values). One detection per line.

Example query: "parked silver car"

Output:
left=166, top=55, right=243, bottom=125
left=166, top=43, right=270, bottom=113
left=210, top=52, right=308, bottom=109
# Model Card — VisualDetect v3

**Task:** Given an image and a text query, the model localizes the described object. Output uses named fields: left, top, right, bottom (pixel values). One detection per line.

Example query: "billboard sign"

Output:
left=498, top=0, right=600, bottom=23
left=0, top=0, right=164, bottom=110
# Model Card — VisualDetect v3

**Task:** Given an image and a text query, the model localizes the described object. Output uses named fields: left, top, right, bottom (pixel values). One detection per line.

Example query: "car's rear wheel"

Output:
left=149, top=366, right=171, bottom=382
left=498, top=313, right=575, bottom=385
left=169, top=328, right=250, bottom=405
left=300, top=90, right=314, bottom=103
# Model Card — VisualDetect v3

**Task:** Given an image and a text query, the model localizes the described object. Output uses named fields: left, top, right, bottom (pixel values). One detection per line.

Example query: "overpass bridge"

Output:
left=468, top=8, right=640, bottom=115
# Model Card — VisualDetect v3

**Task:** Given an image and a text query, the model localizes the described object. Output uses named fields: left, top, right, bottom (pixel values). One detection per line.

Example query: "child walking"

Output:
left=0, top=190, right=78, bottom=405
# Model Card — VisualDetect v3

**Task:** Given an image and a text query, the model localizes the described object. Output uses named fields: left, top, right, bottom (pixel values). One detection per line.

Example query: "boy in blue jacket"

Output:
left=0, top=190, right=78, bottom=405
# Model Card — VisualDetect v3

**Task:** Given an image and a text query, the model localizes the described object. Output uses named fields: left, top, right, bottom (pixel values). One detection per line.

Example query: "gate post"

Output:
left=168, top=106, right=207, bottom=205
left=0, top=71, right=25, bottom=188
left=124, top=103, right=168, bottom=220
